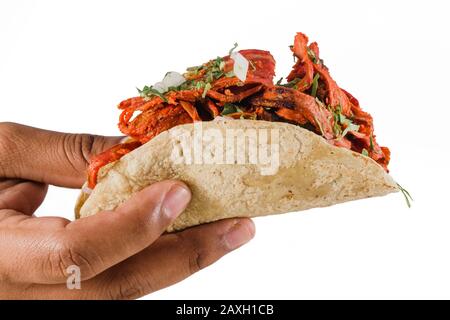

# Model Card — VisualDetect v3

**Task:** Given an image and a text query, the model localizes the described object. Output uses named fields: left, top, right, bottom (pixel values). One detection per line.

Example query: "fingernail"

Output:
left=224, top=220, right=256, bottom=250
left=161, top=184, right=191, bottom=219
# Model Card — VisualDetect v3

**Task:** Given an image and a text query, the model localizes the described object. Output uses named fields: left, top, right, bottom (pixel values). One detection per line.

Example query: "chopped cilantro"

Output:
left=202, top=83, right=212, bottom=98
left=307, top=48, right=317, bottom=64
left=137, top=85, right=167, bottom=102
left=204, top=57, right=225, bottom=83
left=139, top=44, right=241, bottom=101
left=330, top=105, right=360, bottom=138
left=396, top=182, right=413, bottom=208
left=221, top=103, right=243, bottom=116
left=311, top=73, right=320, bottom=97
left=186, top=65, right=204, bottom=75
left=281, top=77, right=301, bottom=88
left=341, top=121, right=360, bottom=138
left=370, top=134, right=375, bottom=151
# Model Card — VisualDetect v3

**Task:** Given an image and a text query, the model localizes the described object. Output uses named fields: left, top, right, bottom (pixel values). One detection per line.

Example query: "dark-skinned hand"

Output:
left=0, top=122, right=255, bottom=299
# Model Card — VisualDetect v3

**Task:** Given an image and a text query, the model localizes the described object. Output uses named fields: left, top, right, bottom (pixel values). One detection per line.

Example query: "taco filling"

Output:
left=87, top=32, right=390, bottom=189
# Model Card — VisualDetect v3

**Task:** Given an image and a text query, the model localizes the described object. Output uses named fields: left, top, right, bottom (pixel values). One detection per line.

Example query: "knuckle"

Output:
left=78, top=134, right=97, bottom=164
left=176, top=233, right=210, bottom=274
left=188, top=249, right=203, bottom=274
left=46, top=237, right=98, bottom=281
left=61, top=134, right=96, bottom=171
left=105, top=272, right=153, bottom=300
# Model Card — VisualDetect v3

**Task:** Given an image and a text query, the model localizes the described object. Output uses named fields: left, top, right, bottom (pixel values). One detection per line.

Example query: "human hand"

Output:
left=0, top=122, right=255, bottom=299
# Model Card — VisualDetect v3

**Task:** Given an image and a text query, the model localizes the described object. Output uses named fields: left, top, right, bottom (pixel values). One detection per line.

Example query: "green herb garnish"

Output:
left=307, top=48, right=317, bottom=64
left=361, top=148, right=369, bottom=157
left=341, top=121, right=360, bottom=138
left=396, top=182, right=413, bottom=208
left=137, top=85, right=167, bottom=102
left=311, top=73, right=320, bottom=97
left=186, top=65, right=203, bottom=72
left=369, top=133, right=374, bottom=151
left=221, top=103, right=243, bottom=116
left=307, top=47, right=324, bottom=65
left=330, top=105, right=360, bottom=139
left=329, top=104, right=342, bottom=136
left=281, top=77, right=301, bottom=88
left=186, top=65, right=204, bottom=76
left=276, top=77, right=284, bottom=85
left=139, top=45, right=237, bottom=100
left=204, top=57, right=225, bottom=83
left=202, top=83, right=212, bottom=98
left=194, top=81, right=205, bottom=90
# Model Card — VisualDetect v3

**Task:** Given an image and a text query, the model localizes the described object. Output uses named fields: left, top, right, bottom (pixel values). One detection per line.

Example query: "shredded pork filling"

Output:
left=87, top=33, right=390, bottom=189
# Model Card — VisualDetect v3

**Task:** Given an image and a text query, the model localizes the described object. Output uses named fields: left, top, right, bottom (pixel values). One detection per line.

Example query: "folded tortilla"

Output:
left=75, top=119, right=397, bottom=231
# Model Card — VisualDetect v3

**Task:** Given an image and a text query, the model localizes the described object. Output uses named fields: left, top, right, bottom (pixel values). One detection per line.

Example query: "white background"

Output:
left=0, top=0, right=449, bottom=299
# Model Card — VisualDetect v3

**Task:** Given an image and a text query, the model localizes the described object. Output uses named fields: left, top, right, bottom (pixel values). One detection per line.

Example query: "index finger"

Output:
left=0, top=122, right=122, bottom=188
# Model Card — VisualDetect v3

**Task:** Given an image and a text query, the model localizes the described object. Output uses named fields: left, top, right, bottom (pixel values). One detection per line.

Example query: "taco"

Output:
left=75, top=32, right=397, bottom=231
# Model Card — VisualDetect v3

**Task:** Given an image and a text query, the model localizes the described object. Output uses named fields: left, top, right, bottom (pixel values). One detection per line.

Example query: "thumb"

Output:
left=59, top=180, right=191, bottom=281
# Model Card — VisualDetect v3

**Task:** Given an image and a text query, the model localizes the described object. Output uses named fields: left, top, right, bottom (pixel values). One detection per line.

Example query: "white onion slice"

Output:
left=163, top=71, right=186, bottom=88
left=153, top=81, right=168, bottom=93
left=231, top=52, right=249, bottom=82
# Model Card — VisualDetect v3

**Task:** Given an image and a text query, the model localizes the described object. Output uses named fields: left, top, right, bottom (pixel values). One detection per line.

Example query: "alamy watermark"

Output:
left=66, top=265, right=81, bottom=290
left=170, top=122, right=280, bottom=175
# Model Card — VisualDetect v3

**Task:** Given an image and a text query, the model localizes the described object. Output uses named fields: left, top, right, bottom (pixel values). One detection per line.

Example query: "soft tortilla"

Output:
left=75, top=119, right=398, bottom=232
